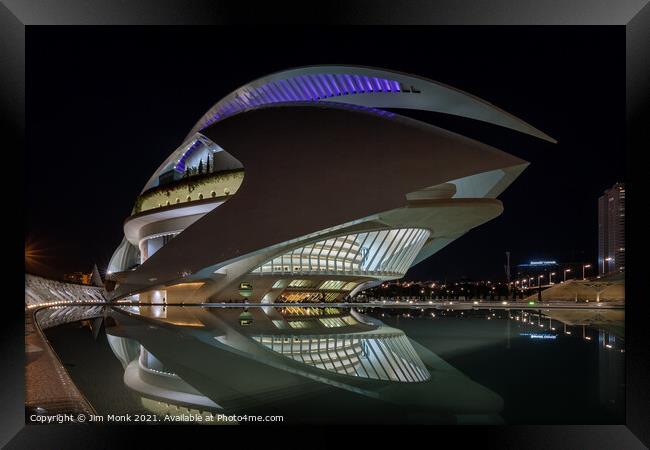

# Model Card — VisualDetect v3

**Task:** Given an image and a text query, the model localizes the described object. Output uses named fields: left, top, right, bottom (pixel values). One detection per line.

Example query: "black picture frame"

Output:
left=4, top=1, right=648, bottom=448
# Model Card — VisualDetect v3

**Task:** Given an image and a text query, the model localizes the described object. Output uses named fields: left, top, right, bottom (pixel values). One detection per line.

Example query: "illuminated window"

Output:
left=341, top=316, right=358, bottom=325
left=320, top=280, right=347, bottom=290
left=319, top=317, right=348, bottom=328
left=252, top=332, right=430, bottom=382
left=281, top=307, right=321, bottom=316
left=288, top=280, right=316, bottom=288
left=253, top=228, right=430, bottom=276
left=272, top=320, right=287, bottom=329
left=288, top=320, right=313, bottom=329
left=281, top=292, right=315, bottom=302
left=279, top=291, right=339, bottom=303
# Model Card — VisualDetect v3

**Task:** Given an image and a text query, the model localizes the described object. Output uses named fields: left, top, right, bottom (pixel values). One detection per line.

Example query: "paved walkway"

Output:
left=25, top=309, right=96, bottom=420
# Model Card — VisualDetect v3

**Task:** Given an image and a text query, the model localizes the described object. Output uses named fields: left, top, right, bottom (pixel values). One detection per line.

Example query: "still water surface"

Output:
left=43, top=305, right=624, bottom=424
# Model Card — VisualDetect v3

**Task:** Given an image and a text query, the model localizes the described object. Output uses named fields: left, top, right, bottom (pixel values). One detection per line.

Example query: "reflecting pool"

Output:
left=42, top=305, right=624, bottom=424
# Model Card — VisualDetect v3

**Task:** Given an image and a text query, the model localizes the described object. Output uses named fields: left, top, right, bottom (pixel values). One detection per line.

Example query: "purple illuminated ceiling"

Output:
left=198, top=73, right=402, bottom=131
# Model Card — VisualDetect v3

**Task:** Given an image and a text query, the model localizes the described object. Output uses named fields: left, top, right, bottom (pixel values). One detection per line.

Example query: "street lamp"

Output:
left=529, top=277, right=534, bottom=287
left=564, top=268, right=571, bottom=282
left=582, top=264, right=591, bottom=280
left=601, top=257, right=613, bottom=275
left=549, top=272, right=556, bottom=284
left=536, top=274, right=545, bottom=303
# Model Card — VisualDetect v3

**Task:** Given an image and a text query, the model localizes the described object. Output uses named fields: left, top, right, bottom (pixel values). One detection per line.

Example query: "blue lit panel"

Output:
left=199, top=74, right=402, bottom=131
left=175, top=139, right=203, bottom=173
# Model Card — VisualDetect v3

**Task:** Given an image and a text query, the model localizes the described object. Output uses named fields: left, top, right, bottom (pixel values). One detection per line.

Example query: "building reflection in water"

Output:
left=545, top=309, right=625, bottom=416
left=104, top=305, right=506, bottom=423
left=498, top=307, right=625, bottom=417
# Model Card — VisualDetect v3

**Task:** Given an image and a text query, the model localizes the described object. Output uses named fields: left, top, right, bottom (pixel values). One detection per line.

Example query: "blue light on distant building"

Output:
left=517, top=260, right=559, bottom=268
left=520, top=332, right=558, bottom=340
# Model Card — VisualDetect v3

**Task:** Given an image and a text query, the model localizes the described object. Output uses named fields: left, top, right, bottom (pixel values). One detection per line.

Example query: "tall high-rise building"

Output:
left=598, top=182, right=625, bottom=275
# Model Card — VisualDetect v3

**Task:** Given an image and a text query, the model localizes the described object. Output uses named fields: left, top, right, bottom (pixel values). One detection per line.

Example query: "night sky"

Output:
left=25, top=26, right=625, bottom=281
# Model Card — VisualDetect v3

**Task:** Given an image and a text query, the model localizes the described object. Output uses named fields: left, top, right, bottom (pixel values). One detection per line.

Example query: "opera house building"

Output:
left=106, top=65, right=554, bottom=306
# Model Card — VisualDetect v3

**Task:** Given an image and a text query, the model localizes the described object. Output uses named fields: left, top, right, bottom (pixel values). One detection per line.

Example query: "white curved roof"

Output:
left=185, top=65, right=556, bottom=143
left=142, top=65, right=555, bottom=196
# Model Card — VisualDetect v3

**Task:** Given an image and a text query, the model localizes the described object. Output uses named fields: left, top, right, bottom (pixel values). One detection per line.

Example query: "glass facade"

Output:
left=287, top=321, right=313, bottom=329
left=140, top=232, right=179, bottom=262
left=319, top=280, right=347, bottom=290
left=279, top=307, right=340, bottom=316
left=253, top=331, right=430, bottom=382
left=313, top=315, right=360, bottom=327
left=288, top=279, right=317, bottom=288
left=280, top=292, right=340, bottom=303
left=253, top=228, right=430, bottom=277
